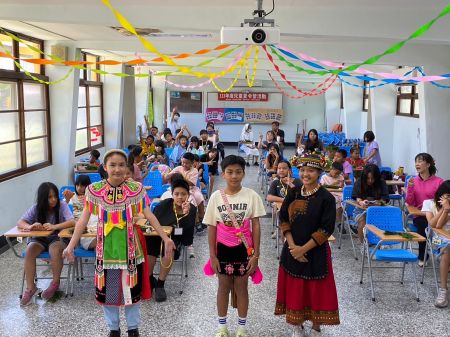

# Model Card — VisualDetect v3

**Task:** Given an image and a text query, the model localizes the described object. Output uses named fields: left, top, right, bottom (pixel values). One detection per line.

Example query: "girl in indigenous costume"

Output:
left=64, top=149, right=175, bottom=337
left=275, top=153, right=340, bottom=337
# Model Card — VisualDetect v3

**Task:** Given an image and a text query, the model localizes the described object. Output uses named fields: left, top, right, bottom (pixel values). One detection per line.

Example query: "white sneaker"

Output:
left=215, top=327, right=229, bottom=337
left=271, top=232, right=277, bottom=239
left=309, top=329, right=322, bottom=337
left=435, top=287, right=448, bottom=308
left=235, top=327, right=247, bottom=337
left=418, top=260, right=427, bottom=267
left=187, top=245, right=195, bottom=258
left=291, top=326, right=307, bottom=337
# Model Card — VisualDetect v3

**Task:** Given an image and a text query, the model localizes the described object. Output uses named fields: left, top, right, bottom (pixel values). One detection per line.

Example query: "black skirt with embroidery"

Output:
left=217, top=242, right=249, bottom=276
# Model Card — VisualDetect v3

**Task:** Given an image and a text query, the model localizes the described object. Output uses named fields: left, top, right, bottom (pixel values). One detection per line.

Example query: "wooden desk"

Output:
left=366, top=224, right=425, bottom=242
left=58, top=224, right=173, bottom=238
left=432, top=228, right=450, bottom=240
left=326, top=187, right=343, bottom=193
left=345, top=199, right=367, bottom=210
left=4, top=226, right=53, bottom=238
left=4, top=226, right=54, bottom=258
left=406, top=205, right=424, bottom=217
left=386, top=180, right=405, bottom=187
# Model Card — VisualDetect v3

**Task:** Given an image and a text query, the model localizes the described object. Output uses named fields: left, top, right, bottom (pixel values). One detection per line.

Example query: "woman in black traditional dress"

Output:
left=275, top=153, right=340, bottom=337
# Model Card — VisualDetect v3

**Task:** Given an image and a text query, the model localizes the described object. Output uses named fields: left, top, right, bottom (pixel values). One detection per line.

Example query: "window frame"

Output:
left=75, top=79, right=104, bottom=156
left=362, top=80, right=369, bottom=112
left=0, top=28, right=45, bottom=75
left=396, top=83, right=419, bottom=118
left=80, top=51, right=100, bottom=82
left=0, top=73, right=52, bottom=182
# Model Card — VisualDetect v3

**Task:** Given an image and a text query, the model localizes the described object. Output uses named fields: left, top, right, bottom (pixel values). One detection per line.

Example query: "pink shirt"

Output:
left=406, top=175, right=443, bottom=209
left=171, top=166, right=199, bottom=188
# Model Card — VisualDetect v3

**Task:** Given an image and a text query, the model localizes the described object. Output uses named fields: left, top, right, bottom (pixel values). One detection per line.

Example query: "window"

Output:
left=0, top=29, right=51, bottom=182
left=169, top=91, right=203, bottom=113
left=362, top=80, right=369, bottom=112
left=396, top=84, right=419, bottom=117
left=76, top=83, right=104, bottom=155
left=0, top=29, right=44, bottom=75
left=80, top=52, right=100, bottom=82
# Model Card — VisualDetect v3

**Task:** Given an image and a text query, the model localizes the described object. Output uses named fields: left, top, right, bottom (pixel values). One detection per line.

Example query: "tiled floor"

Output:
left=0, top=149, right=448, bottom=337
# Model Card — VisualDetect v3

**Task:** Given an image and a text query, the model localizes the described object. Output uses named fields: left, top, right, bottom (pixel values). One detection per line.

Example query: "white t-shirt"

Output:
left=203, top=187, right=266, bottom=227
left=422, top=199, right=450, bottom=231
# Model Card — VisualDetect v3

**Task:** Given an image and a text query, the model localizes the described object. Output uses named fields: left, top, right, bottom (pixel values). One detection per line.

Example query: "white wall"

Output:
left=146, top=75, right=326, bottom=143
left=342, top=83, right=363, bottom=139
left=324, top=83, right=342, bottom=132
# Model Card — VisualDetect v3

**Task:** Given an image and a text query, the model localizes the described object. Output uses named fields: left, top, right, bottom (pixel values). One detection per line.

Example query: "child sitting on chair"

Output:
left=63, top=175, right=97, bottom=250
left=320, top=162, right=345, bottom=229
left=17, top=182, right=75, bottom=306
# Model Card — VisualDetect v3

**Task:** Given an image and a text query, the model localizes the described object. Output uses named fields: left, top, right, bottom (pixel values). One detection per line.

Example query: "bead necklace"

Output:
left=301, top=184, right=320, bottom=197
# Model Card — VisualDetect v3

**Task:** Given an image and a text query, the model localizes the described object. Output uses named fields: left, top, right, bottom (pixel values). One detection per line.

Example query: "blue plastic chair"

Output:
left=143, top=171, right=164, bottom=198
left=379, top=166, right=392, bottom=173
left=59, top=185, right=75, bottom=200
left=201, top=163, right=210, bottom=198
left=165, top=147, right=174, bottom=158
left=291, top=167, right=300, bottom=179
left=74, top=172, right=102, bottom=183
left=360, top=206, right=420, bottom=301
left=339, top=185, right=358, bottom=259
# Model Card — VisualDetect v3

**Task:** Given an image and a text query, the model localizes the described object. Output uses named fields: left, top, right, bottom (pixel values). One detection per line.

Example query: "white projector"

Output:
left=220, top=26, right=280, bottom=45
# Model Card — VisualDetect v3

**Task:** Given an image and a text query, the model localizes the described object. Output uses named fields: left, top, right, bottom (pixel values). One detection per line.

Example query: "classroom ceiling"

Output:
left=0, top=0, right=449, bottom=79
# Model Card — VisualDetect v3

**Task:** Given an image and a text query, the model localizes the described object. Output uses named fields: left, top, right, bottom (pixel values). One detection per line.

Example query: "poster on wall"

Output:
left=224, top=108, right=245, bottom=123
left=205, top=108, right=225, bottom=123
left=244, top=108, right=284, bottom=123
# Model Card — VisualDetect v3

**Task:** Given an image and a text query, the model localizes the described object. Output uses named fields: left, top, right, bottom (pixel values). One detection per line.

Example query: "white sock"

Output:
left=238, top=317, right=247, bottom=328
left=218, top=316, right=227, bottom=327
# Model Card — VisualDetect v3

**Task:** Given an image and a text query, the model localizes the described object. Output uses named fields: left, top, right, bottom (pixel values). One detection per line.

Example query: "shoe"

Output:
left=20, top=287, right=39, bottom=306
left=108, top=330, right=120, bottom=337
left=309, top=329, right=322, bottom=337
left=154, top=286, right=167, bottom=302
left=41, top=281, right=59, bottom=301
left=187, top=245, right=195, bottom=258
left=435, top=287, right=448, bottom=308
left=235, top=327, right=247, bottom=337
left=215, top=327, right=229, bottom=337
left=271, top=232, right=277, bottom=239
left=291, top=325, right=307, bottom=337
left=254, top=161, right=259, bottom=166
left=418, top=260, right=427, bottom=267
left=349, top=225, right=358, bottom=235
left=127, top=328, right=140, bottom=337
left=246, top=162, right=250, bottom=167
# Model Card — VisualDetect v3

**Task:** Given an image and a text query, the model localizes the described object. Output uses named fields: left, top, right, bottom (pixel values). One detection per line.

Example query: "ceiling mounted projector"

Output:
left=220, top=0, right=280, bottom=45
left=220, top=26, right=280, bottom=45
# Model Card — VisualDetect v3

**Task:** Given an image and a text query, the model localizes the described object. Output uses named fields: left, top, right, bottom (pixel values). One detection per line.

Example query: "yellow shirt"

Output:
left=141, top=140, right=156, bottom=156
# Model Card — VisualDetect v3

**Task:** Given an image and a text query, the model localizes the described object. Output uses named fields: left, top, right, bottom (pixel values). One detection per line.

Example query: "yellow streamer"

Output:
left=245, top=46, right=259, bottom=87
left=101, top=0, right=247, bottom=79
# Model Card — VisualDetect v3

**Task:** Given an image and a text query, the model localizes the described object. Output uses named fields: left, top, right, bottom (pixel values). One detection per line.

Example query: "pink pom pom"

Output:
left=250, top=267, right=263, bottom=284
left=203, top=259, right=215, bottom=276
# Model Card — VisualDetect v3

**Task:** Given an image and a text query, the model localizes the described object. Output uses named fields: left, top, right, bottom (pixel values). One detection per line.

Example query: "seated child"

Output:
left=265, top=143, right=281, bottom=175
left=267, top=160, right=302, bottom=204
left=163, top=128, right=176, bottom=148
left=63, top=175, right=97, bottom=250
left=89, top=149, right=101, bottom=167
left=320, top=162, right=345, bottom=227
left=199, top=129, right=214, bottom=154
left=128, top=146, right=147, bottom=183
left=188, top=136, right=205, bottom=156
left=146, top=178, right=197, bottom=302
left=147, top=139, right=169, bottom=166
left=347, top=146, right=365, bottom=180
left=17, top=182, right=75, bottom=305
left=422, top=180, right=450, bottom=308
left=200, top=148, right=219, bottom=196
left=169, top=135, right=188, bottom=167
left=334, top=149, right=353, bottom=184
left=165, top=153, right=205, bottom=228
